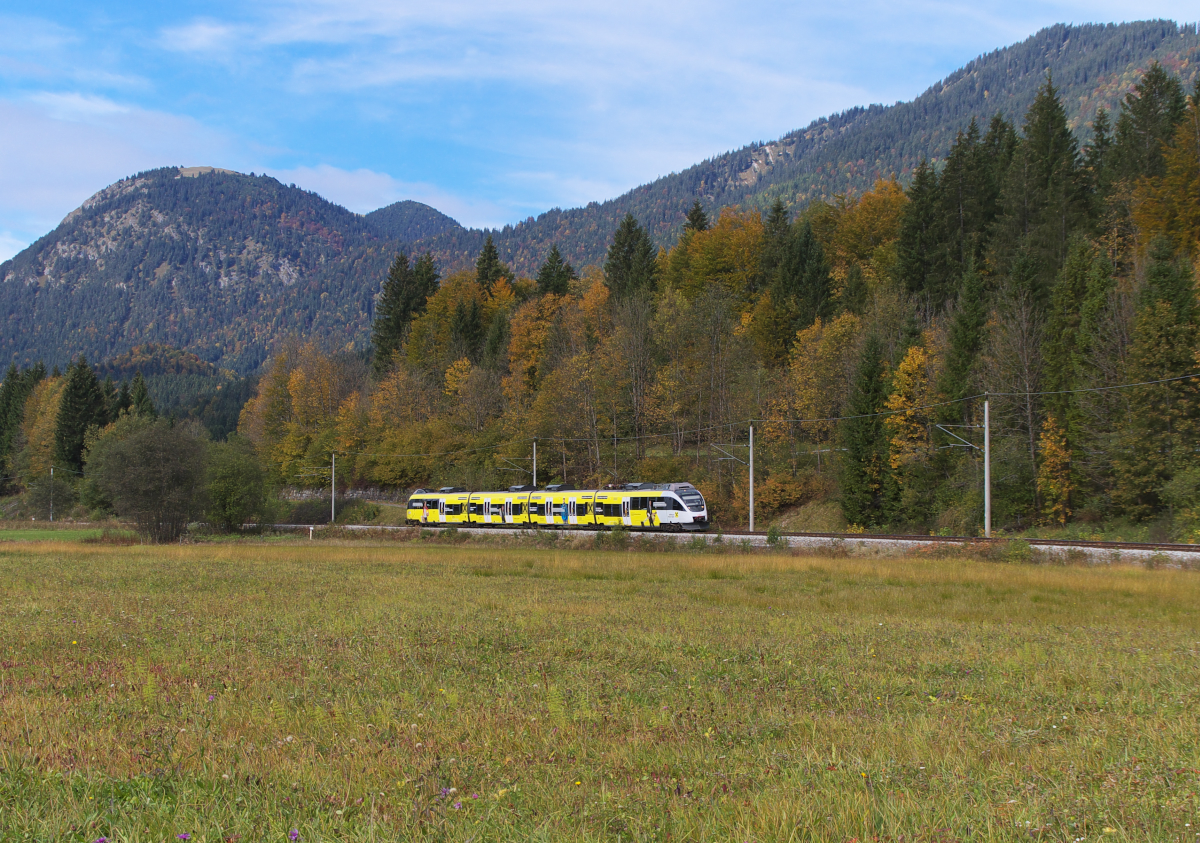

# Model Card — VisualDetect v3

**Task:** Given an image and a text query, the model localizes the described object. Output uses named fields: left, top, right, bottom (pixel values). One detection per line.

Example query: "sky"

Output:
left=0, top=1, right=1196, bottom=261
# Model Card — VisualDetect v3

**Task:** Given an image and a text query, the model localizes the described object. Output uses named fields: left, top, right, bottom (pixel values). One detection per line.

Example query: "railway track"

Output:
left=273, top=523, right=1200, bottom=563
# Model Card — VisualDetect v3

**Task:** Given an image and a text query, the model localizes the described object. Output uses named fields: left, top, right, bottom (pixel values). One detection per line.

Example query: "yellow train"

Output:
left=405, top=482, right=709, bottom=531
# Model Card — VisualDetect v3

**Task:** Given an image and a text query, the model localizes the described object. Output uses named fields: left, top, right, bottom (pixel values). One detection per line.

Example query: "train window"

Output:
left=652, top=499, right=668, bottom=509
left=512, top=503, right=525, bottom=515
left=577, top=502, right=589, bottom=516
left=445, top=503, right=464, bottom=516
left=468, top=502, right=481, bottom=515
left=407, top=501, right=423, bottom=510
left=530, top=502, right=545, bottom=516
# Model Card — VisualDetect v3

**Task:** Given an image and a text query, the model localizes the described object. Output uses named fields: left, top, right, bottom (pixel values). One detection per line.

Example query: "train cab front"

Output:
left=669, top=483, right=710, bottom=531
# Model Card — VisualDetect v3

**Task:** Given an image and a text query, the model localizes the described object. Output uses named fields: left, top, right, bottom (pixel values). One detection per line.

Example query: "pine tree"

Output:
left=475, top=234, right=510, bottom=292
left=535, top=244, right=576, bottom=296
left=940, top=119, right=991, bottom=283
left=54, top=357, right=109, bottom=472
left=897, top=160, right=947, bottom=306
left=371, top=251, right=440, bottom=376
left=684, top=200, right=709, bottom=232
left=840, top=335, right=891, bottom=528
left=604, top=213, right=658, bottom=299
left=130, top=373, right=156, bottom=418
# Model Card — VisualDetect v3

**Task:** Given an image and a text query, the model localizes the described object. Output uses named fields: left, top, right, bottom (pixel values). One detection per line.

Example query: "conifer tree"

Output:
left=937, top=261, right=987, bottom=423
left=755, top=198, right=791, bottom=294
left=1111, top=62, right=1188, bottom=183
left=684, top=200, right=709, bottom=232
left=371, top=251, right=440, bottom=376
left=54, top=357, right=109, bottom=472
left=451, top=298, right=485, bottom=363
left=604, top=213, right=658, bottom=299
left=0, top=363, right=44, bottom=489
left=939, top=119, right=992, bottom=283
left=840, top=335, right=891, bottom=528
left=130, top=373, right=157, bottom=418
left=1112, top=243, right=1199, bottom=519
left=776, top=219, right=832, bottom=330
left=1084, top=107, right=1114, bottom=199
left=994, top=76, right=1086, bottom=292
left=475, top=234, right=510, bottom=292
left=535, top=244, right=576, bottom=296
left=897, top=160, right=946, bottom=305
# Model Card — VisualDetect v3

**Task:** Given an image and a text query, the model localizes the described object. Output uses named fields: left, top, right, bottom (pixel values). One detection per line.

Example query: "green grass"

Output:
left=1, top=540, right=1198, bottom=841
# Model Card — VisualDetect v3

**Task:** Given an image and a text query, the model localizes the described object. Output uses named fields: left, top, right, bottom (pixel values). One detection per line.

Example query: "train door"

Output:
left=568, top=498, right=576, bottom=525
left=438, top=499, right=446, bottom=523
left=621, top=496, right=630, bottom=526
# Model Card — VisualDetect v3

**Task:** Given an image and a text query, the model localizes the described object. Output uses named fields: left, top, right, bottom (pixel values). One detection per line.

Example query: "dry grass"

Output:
left=1, top=539, right=1198, bottom=841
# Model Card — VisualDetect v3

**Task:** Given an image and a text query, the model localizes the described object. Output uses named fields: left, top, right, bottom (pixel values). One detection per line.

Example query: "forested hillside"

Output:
left=224, top=66, right=1200, bottom=537
left=0, top=21, right=1196, bottom=380
left=409, top=21, right=1200, bottom=274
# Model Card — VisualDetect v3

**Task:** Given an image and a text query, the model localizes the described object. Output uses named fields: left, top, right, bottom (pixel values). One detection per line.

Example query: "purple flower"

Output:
left=289, top=831, right=300, bottom=841
left=453, top=801, right=462, bottom=809
left=207, top=694, right=215, bottom=702
left=177, top=835, right=191, bottom=841
left=94, top=838, right=108, bottom=843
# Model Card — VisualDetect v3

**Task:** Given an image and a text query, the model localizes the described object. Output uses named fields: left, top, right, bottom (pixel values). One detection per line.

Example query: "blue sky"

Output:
left=0, top=1, right=1196, bottom=261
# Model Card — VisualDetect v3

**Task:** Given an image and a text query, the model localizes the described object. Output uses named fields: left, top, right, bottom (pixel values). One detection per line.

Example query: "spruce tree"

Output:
left=939, top=119, right=992, bottom=284
left=994, top=76, right=1086, bottom=293
left=371, top=251, right=440, bottom=376
left=1111, top=62, right=1188, bottom=183
left=604, top=213, right=658, bottom=299
left=1084, top=107, right=1114, bottom=199
left=451, top=298, right=484, bottom=363
left=937, top=261, right=988, bottom=423
left=756, top=198, right=791, bottom=294
left=897, top=160, right=946, bottom=306
left=840, top=335, right=891, bottom=528
left=535, top=244, right=576, bottom=296
left=1112, top=242, right=1199, bottom=519
left=775, top=219, right=832, bottom=330
left=684, top=200, right=709, bottom=232
left=0, top=364, right=44, bottom=489
left=475, top=234, right=509, bottom=292
left=54, top=357, right=109, bottom=472
left=130, top=373, right=156, bottom=418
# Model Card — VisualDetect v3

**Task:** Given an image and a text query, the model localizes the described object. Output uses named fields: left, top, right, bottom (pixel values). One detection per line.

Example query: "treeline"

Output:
left=239, top=67, right=1200, bottom=536
left=0, top=356, right=267, bottom=539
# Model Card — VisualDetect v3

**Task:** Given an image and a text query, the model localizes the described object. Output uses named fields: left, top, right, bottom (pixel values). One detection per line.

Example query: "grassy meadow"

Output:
left=0, top=536, right=1198, bottom=841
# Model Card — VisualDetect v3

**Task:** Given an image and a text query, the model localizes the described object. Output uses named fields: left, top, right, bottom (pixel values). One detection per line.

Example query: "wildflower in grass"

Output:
left=453, top=801, right=462, bottom=809
left=207, top=694, right=215, bottom=702
left=289, top=830, right=300, bottom=841
left=177, top=835, right=191, bottom=841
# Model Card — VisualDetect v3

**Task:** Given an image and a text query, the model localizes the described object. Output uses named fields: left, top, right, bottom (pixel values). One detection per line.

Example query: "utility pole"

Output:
left=984, top=397, right=991, bottom=539
left=748, top=424, right=755, bottom=532
left=50, top=466, right=54, bottom=523
left=533, top=439, right=537, bottom=488
left=331, top=452, right=336, bottom=525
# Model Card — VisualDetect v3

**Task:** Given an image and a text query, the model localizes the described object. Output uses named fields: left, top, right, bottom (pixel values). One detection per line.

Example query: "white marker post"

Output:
left=748, top=424, right=755, bottom=532
left=331, top=452, right=336, bottom=525
left=983, top=397, right=991, bottom=539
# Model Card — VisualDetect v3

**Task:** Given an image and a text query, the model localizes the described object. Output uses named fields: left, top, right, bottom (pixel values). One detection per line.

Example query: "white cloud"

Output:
left=0, top=97, right=241, bottom=249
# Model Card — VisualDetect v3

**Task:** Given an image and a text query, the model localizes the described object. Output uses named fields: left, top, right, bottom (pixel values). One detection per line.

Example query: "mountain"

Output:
left=2, top=20, right=1198, bottom=374
left=365, top=200, right=464, bottom=242
left=0, top=167, right=394, bottom=373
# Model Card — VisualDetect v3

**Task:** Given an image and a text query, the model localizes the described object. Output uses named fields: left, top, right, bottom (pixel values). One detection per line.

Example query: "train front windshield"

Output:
left=678, top=488, right=705, bottom=512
